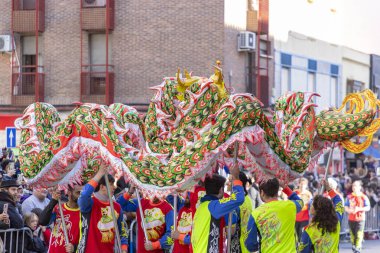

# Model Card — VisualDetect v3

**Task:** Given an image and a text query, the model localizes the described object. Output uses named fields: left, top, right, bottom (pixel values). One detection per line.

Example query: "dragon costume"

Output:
left=15, top=63, right=380, bottom=197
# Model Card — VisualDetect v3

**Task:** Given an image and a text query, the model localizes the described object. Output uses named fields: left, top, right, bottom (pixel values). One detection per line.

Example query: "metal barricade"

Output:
left=364, top=205, right=379, bottom=233
left=0, top=227, right=28, bottom=253
left=340, top=205, right=380, bottom=235
left=129, top=219, right=137, bottom=253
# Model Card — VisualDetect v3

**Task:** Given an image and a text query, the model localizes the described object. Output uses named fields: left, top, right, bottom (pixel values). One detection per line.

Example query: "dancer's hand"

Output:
left=230, top=164, right=240, bottom=180
left=65, top=243, right=74, bottom=253
left=144, top=241, right=154, bottom=251
left=93, top=164, right=108, bottom=182
left=171, top=230, right=180, bottom=240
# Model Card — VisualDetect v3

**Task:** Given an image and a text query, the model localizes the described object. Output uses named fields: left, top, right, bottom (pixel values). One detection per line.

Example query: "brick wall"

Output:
left=0, top=1, right=12, bottom=105
left=0, top=1, right=232, bottom=107
left=113, top=0, right=224, bottom=104
left=44, top=0, right=81, bottom=104
left=224, top=26, right=248, bottom=93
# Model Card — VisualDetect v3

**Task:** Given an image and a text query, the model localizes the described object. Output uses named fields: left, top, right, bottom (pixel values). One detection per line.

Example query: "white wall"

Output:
left=273, top=32, right=343, bottom=111
left=341, top=47, right=370, bottom=95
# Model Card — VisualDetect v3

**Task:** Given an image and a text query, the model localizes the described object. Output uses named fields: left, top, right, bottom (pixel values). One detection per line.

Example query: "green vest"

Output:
left=303, top=222, right=340, bottom=253
left=239, top=195, right=253, bottom=253
left=192, top=201, right=222, bottom=253
left=251, top=200, right=297, bottom=253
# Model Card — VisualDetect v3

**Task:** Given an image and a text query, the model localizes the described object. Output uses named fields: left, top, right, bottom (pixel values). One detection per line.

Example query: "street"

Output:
left=340, top=240, right=380, bottom=252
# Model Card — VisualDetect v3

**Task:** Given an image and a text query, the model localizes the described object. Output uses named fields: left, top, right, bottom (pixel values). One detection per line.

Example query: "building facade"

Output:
left=0, top=0, right=270, bottom=113
left=273, top=31, right=342, bottom=111
left=0, top=0, right=270, bottom=146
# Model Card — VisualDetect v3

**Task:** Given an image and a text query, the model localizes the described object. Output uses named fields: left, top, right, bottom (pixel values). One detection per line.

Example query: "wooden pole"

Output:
left=57, top=199, right=69, bottom=245
left=227, top=141, right=239, bottom=253
left=104, top=174, right=122, bottom=252
left=136, top=189, right=149, bottom=241
left=319, top=143, right=335, bottom=194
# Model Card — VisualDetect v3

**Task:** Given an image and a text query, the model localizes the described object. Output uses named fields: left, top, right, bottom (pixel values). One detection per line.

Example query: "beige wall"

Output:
left=341, top=47, right=370, bottom=95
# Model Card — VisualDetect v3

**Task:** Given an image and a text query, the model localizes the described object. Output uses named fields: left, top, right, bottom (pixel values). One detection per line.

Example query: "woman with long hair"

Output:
left=299, top=180, right=344, bottom=253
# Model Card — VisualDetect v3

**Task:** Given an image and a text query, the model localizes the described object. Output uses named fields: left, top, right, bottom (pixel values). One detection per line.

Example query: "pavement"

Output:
left=339, top=240, right=380, bottom=252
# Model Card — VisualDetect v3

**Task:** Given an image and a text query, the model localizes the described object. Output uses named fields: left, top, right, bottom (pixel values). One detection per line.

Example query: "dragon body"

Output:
left=16, top=66, right=380, bottom=197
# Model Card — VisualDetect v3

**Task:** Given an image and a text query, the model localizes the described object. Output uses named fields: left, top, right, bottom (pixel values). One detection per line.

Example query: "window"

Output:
left=307, top=72, right=316, bottom=92
left=347, top=80, right=363, bottom=94
left=281, top=67, right=290, bottom=95
left=22, top=0, right=36, bottom=10
left=20, top=36, right=43, bottom=95
left=330, top=77, right=338, bottom=107
left=88, top=34, right=112, bottom=95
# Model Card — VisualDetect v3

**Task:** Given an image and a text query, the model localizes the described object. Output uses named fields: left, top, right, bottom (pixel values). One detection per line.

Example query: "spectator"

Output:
left=0, top=148, right=7, bottom=163
left=22, top=189, right=50, bottom=215
left=23, top=212, right=47, bottom=253
left=0, top=179, right=24, bottom=252
left=0, top=179, right=23, bottom=228
left=247, top=174, right=262, bottom=209
left=2, top=160, right=17, bottom=181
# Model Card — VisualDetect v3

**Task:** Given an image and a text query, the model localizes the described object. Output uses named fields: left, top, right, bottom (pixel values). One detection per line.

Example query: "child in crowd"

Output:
left=24, top=212, right=47, bottom=253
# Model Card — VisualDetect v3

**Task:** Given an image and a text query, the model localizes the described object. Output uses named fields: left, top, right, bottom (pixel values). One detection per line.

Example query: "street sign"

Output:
left=6, top=127, right=16, bottom=148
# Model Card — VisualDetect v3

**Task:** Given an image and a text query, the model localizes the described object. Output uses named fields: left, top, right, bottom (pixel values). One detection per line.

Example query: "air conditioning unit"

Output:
left=238, top=31, right=256, bottom=52
left=0, top=35, right=12, bottom=52
left=83, top=0, right=106, bottom=8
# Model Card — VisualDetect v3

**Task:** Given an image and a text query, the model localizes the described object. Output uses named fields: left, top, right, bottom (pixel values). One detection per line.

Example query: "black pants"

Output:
left=295, top=220, right=309, bottom=241
left=348, top=220, right=365, bottom=250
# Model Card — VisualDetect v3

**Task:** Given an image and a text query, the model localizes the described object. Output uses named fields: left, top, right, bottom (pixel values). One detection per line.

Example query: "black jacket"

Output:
left=0, top=191, right=23, bottom=228
left=0, top=191, right=24, bottom=253
left=23, top=227, right=47, bottom=253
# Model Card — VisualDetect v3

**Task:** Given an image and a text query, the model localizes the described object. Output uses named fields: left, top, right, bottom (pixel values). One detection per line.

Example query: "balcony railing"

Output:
left=81, top=64, right=114, bottom=104
left=12, top=65, right=44, bottom=106
left=81, top=0, right=114, bottom=31
left=12, top=0, right=45, bottom=33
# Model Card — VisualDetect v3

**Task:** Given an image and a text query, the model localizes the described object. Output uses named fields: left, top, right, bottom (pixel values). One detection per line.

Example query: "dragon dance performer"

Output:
left=40, top=185, right=83, bottom=253
left=77, top=167, right=128, bottom=253
left=344, top=180, right=370, bottom=253
left=295, top=178, right=313, bottom=242
left=117, top=187, right=174, bottom=253
left=229, top=172, right=253, bottom=253
left=191, top=164, right=244, bottom=253
left=299, top=180, right=344, bottom=253
left=171, top=192, right=193, bottom=253
left=245, top=178, right=304, bottom=253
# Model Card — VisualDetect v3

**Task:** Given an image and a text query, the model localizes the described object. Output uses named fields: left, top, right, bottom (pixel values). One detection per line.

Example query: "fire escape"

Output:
left=80, top=0, right=115, bottom=105
left=247, top=0, right=270, bottom=106
left=11, top=0, right=45, bottom=106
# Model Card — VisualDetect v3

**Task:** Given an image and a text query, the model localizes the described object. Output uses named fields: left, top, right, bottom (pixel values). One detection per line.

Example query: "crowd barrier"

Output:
left=1, top=207, right=376, bottom=253
left=340, top=205, right=380, bottom=235
left=0, top=227, right=29, bottom=253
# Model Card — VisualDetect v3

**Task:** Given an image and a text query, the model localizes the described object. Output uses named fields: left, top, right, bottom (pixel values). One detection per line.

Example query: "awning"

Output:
left=0, top=114, right=22, bottom=130
left=362, top=145, right=380, bottom=159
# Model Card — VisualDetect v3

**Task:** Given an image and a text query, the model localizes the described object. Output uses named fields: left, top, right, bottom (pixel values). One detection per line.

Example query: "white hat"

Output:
left=327, top=177, right=338, bottom=190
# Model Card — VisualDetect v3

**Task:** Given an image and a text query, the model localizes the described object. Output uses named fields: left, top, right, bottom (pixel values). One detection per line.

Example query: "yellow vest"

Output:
left=302, top=222, right=340, bottom=253
left=239, top=195, right=253, bottom=253
left=251, top=200, right=297, bottom=253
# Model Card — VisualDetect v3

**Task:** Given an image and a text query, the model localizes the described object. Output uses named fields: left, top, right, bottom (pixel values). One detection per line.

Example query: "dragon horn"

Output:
left=176, top=68, right=184, bottom=87
left=306, top=92, right=321, bottom=102
left=184, top=69, right=192, bottom=79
